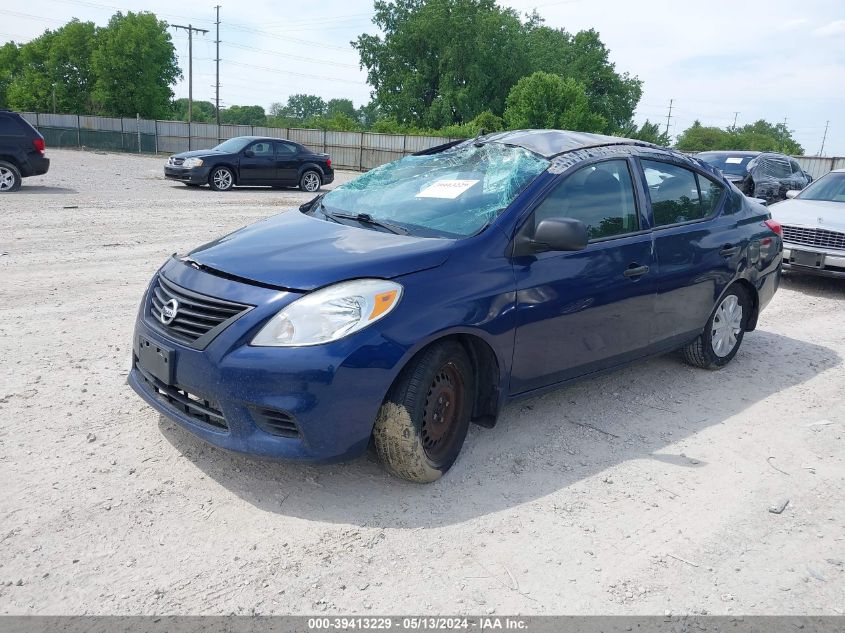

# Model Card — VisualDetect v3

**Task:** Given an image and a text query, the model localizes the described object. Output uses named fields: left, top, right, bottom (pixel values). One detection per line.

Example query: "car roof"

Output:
left=695, top=150, right=761, bottom=157
left=480, top=129, right=659, bottom=158
left=230, top=136, right=296, bottom=143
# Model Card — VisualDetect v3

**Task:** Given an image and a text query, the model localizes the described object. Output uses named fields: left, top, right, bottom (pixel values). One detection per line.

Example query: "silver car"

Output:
left=770, top=169, right=845, bottom=278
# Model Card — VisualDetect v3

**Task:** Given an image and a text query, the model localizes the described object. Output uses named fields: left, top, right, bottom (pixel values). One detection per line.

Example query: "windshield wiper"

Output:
left=319, top=203, right=409, bottom=235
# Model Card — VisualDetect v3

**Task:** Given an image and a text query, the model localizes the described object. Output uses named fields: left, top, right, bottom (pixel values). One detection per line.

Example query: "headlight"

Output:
left=251, top=279, right=403, bottom=347
left=183, top=158, right=204, bottom=168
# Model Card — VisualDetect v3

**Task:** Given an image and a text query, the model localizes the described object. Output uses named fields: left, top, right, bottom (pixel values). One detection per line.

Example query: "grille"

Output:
left=134, top=357, right=227, bottom=430
left=252, top=408, right=301, bottom=438
left=782, top=225, right=845, bottom=251
left=149, top=275, right=249, bottom=346
left=169, top=156, right=184, bottom=166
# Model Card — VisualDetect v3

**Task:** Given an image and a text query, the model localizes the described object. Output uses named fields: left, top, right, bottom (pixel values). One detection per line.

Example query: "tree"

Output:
left=503, top=72, right=606, bottom=132
left=90, top=12, right=180, bottom=118
left=279, top=94, right=326, bottom=121
left=220, top=105, right=266, bottom=126
left=354, top=0, right=530, bottom=128
left=326, top=98, right=356, bottom=119
left=171, top=98, right=215, bottom=122
left=525, top=26, right=641, bottom=133
left=0, top=42, right=20, bottom=109
left=674, top=119, right=804, bottom=154
left=6, top=20, right=97, bottom=113
left=621, top=119, right=670, bottom=146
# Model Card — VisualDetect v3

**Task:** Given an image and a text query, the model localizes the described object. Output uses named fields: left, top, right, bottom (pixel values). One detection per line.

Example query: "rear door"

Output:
left=510, top=158, right=657, bottom=394
left=274, top=141, right=301, bottom=184
left=638, top=159, right=736, bottom=346
left=238, top=140, right=276, bottom=183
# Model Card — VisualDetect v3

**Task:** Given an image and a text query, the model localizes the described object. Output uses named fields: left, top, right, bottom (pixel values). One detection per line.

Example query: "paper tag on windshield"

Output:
left=725, top=157, right=743, bottom=164
left=415, top=179, right=479, bottom=199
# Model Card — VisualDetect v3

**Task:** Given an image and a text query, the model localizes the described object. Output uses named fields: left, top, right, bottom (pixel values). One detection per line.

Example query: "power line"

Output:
left=220, top=40, right=359, bottom=69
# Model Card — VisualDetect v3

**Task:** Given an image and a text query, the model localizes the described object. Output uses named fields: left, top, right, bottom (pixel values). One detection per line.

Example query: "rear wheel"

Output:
left=373, top=341, right=473, bottom=483
left=682, top=285, right=750, bottom=369
left=299, top=170, right=321, bottom=192
left=209, top=167, right=234, bottom=191
left=0, top=161, right=22, bottom=192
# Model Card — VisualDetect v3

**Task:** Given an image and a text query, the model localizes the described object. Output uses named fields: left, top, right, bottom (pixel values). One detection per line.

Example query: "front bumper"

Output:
left=128, top=260, right=406, bottom=462
left=782, top=244, right=845, bottom=279
left=164, top=165, right=209, bottom=184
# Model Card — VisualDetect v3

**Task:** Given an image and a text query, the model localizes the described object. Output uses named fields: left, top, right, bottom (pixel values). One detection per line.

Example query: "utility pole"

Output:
left=171, top=23, right=209, bottom=150
left=819, top=120, right=830, bottom=156
left=664, top=98, right=673, bottom=136
left=732, top=111, right=740, bottom=131
left=214, top=6, right=221, bottom=132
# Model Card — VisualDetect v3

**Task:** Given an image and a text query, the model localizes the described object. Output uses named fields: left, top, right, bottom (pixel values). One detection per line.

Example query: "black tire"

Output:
left=208, top=166, right=235, bottom=191
left=0, top=160, right=22, bottom=193
left=299, top=169, right=321, bottom=192
left=682, top=284, right=750, bottom=370
left=373, top=341, right=474, bottom=483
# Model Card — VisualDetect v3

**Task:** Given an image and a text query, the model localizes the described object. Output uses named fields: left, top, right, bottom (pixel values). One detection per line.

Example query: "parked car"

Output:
left=0, top=109, right=49, bottom=192
left=696, top=150, right=812, bottom=204
left=164, top=136, right=333, bottom=192
left=131, top=130, right=782, bottom=482
left=770, top=169, right=845, bottom=278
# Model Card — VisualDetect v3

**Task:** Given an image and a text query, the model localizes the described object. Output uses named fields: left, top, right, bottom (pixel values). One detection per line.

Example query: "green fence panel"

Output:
left=40, top=127, right=80, bottom=148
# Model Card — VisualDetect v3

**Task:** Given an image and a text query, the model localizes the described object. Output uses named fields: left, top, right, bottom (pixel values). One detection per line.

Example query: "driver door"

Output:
left=510, top=158, right=657, bottom=394
left=239, top=140, right=276, bottom=183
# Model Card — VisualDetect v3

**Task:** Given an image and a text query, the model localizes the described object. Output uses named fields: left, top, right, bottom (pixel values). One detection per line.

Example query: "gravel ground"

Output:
left=1, top=149, right=844, bottom=615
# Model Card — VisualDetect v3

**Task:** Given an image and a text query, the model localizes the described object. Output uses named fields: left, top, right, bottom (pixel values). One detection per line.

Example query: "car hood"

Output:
left=770, top=199, right=845, bottom=231
left=186, top=211, right=455, bottom=291
left=171, top=149, right=227, bottom=159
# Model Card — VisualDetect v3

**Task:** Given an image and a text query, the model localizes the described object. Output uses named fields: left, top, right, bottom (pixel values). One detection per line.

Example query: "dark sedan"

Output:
left=696, top=150, right=812, bottom=204
left=164, top=136, right=334, bottom=192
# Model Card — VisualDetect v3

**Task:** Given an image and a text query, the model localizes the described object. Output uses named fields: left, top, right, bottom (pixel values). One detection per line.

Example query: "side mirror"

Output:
left=244, top=149, right=255, bottom=158
left=785, top=190, right=800, bottom=199
left=514, top=217, right=589, bottom=256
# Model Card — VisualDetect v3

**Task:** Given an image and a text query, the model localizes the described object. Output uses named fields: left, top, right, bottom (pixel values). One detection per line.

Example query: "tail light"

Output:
left=764, top=218, right=782, bottom=237
left=326, top=158, right=331, bottom=168
left=32, top=138, right=45, bottom=155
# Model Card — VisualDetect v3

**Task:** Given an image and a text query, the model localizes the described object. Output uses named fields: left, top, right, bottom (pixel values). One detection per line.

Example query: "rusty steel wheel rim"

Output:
left=421, top=361, right=463, bottom=463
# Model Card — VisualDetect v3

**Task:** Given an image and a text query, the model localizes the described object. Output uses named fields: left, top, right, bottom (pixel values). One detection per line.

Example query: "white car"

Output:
left=770, top=169, right=845, bottom=278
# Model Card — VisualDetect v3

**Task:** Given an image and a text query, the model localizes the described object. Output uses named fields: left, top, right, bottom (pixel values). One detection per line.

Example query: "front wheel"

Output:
left=682, top=285, right=750, bottom=370
left=0, top=161, right=22, bottom=192
left=209, top=167, right=234, bottom=191
left=299, top=170, right=321, bottom=192
left=373, top=341, right=474, bottom=483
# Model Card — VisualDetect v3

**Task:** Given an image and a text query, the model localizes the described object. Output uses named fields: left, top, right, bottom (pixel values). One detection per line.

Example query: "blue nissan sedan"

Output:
left=129, top=130, right=782, bottom=482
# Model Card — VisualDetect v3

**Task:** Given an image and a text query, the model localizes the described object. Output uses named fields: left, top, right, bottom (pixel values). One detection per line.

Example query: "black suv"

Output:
left=0, top=110, right=50, bottom=192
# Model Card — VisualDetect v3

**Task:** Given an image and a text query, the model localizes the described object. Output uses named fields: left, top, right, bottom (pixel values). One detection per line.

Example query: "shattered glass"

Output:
left=321, top=143, right=550, bottom=238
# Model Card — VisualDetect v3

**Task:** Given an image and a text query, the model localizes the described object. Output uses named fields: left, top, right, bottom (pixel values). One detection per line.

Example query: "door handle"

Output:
left=623, top=264, right=650, bottom=279
left=720, top=244, right=740, bottom=257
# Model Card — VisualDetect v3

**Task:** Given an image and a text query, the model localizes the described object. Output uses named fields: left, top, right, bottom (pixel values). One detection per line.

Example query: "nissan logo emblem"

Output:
left=159, top=298, right=179, bottom=325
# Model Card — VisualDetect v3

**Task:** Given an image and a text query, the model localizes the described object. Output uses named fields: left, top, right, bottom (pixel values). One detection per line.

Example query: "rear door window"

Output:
left=0, top=116, right=25, bottom=136
left=276, top=141, right=298, bottom=157
left=642, top=160, right=723, bottom=226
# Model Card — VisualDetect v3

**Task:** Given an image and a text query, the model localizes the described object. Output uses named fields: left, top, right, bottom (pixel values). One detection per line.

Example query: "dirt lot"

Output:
left=1, top=149, right=843, bottom=615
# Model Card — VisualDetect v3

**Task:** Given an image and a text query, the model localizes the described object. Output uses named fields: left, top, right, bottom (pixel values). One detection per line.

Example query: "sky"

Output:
left=2, top=0, right=844, bottom=155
